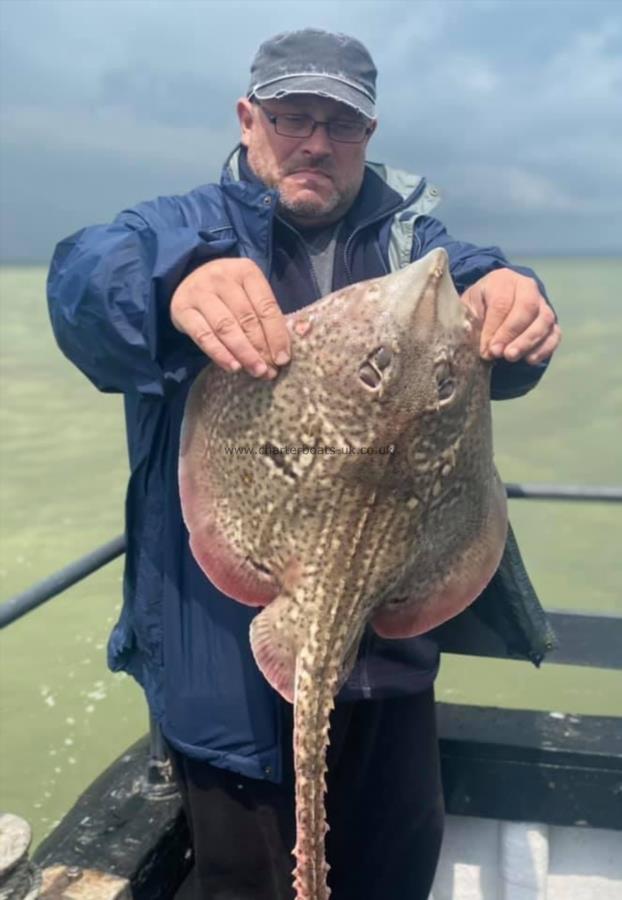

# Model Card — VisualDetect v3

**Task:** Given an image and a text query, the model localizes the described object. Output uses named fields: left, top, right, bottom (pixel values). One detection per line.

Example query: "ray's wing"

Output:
left=179, top=365, right=280, bottom=607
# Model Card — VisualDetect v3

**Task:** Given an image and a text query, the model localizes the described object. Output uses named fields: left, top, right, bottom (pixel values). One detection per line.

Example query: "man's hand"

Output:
left=461, top=268, right=561, bottom=365
left=171, top=258, right=291, bottom=379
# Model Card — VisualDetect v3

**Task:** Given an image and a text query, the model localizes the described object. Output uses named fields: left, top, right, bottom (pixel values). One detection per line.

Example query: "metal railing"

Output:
left=0, top=536, right=126, bottom=629
left=1, top=482, right=620, bottom=804
left=1, top=484, right=621, bottom=632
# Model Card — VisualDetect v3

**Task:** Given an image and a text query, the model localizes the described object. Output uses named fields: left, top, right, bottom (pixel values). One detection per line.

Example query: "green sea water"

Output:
left=1, top=260, right=620, bottom=848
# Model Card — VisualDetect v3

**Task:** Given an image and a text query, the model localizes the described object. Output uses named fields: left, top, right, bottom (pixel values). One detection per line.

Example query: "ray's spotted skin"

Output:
left=179, top=248, right=508, bottom=900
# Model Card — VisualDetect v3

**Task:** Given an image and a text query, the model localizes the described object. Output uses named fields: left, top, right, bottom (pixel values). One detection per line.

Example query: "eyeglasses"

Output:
left=256, top=103, right=372, bottom=144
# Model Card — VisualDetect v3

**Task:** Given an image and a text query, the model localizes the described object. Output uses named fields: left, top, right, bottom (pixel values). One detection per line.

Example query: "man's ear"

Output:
left=237, top=98, right=254, bottom=147
left=364, top=118, right=378, bottom=146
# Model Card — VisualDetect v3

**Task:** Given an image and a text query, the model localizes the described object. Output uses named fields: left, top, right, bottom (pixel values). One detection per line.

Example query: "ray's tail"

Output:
left=291, top=638, right=344, bottom=900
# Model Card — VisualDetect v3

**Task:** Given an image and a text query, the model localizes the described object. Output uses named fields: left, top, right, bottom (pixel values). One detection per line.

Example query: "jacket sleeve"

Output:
left=47, top=203, right=237, bottom=397
left=413, top=215, right=554, bottom=401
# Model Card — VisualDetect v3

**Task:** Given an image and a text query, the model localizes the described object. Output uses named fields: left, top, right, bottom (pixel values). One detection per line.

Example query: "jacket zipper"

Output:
left=263, top=193, right=277, bottom=282
left=274, top=214, right=323, bottom=298
left=359, top=629, right=373, bottom=699
left=343, top=177, right=429, bottom=280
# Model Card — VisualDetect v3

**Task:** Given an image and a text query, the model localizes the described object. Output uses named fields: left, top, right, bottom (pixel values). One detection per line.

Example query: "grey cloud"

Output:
left=0, top=0, right=620, bottom=261
left=97, top=65, right=237, bottom=129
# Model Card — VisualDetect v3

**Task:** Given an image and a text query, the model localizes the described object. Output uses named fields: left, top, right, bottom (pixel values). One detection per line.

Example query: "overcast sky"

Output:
left=0, top=0, right=620, bottom=261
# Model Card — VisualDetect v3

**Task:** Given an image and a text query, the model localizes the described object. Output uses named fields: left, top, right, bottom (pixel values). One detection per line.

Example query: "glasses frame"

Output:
left=254, top=102, right=373, bottom=145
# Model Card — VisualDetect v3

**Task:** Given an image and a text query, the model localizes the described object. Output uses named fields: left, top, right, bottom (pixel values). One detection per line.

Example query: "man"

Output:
left=48, top=27, right=560, bottom=900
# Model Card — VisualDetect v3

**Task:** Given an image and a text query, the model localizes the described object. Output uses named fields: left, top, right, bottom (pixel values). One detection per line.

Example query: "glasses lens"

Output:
left=270, top=109, right=368, bottom=143
left=275, top=114, right=313, bottom=137
left=327, top=121, right=368, bottom=143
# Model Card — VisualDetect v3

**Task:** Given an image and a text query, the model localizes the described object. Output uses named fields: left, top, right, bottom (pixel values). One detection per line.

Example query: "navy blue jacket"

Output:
left=47, top=147, right=550, bottom=782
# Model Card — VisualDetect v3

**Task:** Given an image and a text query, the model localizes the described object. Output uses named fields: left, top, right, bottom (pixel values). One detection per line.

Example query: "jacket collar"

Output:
left=220, top=145, right=274, bottom=210
left=220, top=144, right=415, bottom=228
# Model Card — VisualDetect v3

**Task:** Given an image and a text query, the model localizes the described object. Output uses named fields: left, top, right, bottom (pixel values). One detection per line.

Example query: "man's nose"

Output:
left=299, top=122, right=334, bottom=155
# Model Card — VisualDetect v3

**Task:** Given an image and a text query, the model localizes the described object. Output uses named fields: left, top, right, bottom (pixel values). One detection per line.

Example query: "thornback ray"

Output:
left=179, top=248, right=508, bottom=899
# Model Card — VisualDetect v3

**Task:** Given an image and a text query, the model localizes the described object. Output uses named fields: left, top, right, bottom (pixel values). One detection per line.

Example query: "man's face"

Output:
left=237, top=94, right=376, bottom=229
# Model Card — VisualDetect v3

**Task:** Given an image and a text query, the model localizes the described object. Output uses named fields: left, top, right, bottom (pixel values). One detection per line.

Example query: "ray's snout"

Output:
left=389, top=248, right=465, bottom=334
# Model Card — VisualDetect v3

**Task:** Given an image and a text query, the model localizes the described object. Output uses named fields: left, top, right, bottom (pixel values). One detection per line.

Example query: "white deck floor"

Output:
left=430, top=816, right=622, bottom=900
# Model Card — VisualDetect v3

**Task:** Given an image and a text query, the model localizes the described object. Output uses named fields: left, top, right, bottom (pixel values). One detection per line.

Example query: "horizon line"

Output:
left=2, top=251, right=621, bottom=267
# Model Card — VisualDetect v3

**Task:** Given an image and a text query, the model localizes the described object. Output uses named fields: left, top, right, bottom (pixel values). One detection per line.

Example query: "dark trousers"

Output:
left=169, top=687, right=444, bottom=900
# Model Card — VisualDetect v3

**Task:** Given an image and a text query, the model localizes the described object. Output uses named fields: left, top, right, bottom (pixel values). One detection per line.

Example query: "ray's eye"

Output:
left=374, top=346, right=392, bottom=370
left=359, top=362, right=381, bottom=389
left=358, top=345, right=392, bottom=391
left=435, top=361, right=456, bottom=404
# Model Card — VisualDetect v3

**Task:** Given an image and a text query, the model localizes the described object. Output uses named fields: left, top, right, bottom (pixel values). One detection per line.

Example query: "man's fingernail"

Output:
left=253, top=362, right=268, bottom=377
left=490, top=343, right=504, bottom=357
left=506, top=347, right=520, bottom=360
left=275, top=351, right=290, bottom=365
left=229, top=360, right=242, bottom=372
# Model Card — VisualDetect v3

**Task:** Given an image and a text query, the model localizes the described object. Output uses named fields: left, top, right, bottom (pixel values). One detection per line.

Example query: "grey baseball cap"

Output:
left=248, top=28, right=377, bottom=119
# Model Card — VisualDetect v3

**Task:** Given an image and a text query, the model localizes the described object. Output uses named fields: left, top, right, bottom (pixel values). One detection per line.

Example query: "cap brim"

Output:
left=252, top=75, right=375, bottom=119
